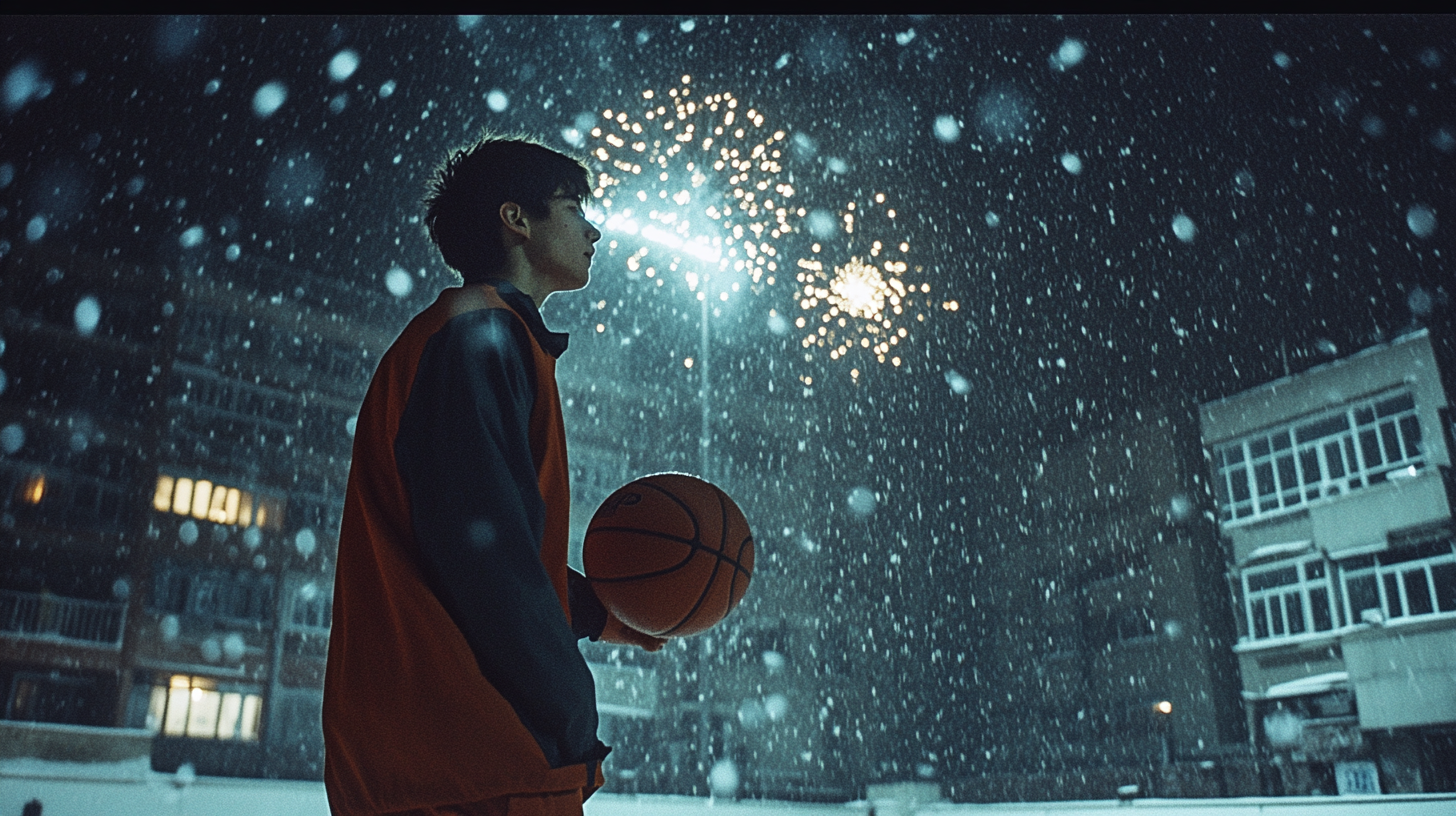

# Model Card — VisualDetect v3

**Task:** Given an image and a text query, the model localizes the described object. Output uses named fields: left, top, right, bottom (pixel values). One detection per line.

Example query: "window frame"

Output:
left=1213, top=389, right=1425, bottom=525
left=144, top=674, right=264, bottom=741
left=286, top=581, right=333, bottom=632
left=151, top=559, right=276, bottom=624
left=1338, top=541, right=1456, bottom=623
left=1241, top=555, right=1341, bottom=643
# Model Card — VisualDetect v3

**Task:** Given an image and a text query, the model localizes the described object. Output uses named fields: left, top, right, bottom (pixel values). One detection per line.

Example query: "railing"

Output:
left=0, top=589, right=126, bottom=648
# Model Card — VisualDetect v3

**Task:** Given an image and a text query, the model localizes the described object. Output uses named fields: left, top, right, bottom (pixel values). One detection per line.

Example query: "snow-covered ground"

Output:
left=3, top=761, right=1455, bottom=816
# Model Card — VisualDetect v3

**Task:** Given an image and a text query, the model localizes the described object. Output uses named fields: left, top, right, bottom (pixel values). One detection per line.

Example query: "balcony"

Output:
left=0, top=589, right=126, bottom=648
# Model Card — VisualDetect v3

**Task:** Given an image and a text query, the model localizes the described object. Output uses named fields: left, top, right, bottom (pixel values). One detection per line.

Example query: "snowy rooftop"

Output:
left=1199, top=328, right=1432, bottom=412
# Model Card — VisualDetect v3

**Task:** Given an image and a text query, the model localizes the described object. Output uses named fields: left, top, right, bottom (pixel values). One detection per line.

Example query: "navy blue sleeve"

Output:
left=394, top=309, right=607, bottom=770
left=569, top=568, right=608, bottom=641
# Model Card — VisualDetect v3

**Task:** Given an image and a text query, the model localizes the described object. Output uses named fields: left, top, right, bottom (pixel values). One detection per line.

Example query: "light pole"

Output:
left=691, top=275, right=732, bottom=791
left=698, top=290, right=712, bottom=483
left=597, top=211, right=724, bottom=481
left=598, top=211, right=730, bottom=794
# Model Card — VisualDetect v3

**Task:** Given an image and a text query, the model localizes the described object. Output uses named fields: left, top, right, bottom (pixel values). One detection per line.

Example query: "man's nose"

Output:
left=588, top=224, right=602, bottom=243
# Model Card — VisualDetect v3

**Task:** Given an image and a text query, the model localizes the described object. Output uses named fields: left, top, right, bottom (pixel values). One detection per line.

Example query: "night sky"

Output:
left=6, top=16, right=1450, bottom=430
left=3, top=14, right=1454, bottom=779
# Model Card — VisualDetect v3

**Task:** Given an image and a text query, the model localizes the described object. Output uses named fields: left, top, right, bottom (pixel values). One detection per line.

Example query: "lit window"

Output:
left=173, top=478, right=193, bottom=515
left=192, top=480, right=213, bottom=520
left=223, top=488, right=241, bottom=524
left=20, top=473, right=46, bottom=505
left=146, top=675, right=262, bottom=741
left=152, top=472, right=283, bottom=530
left=154, top=475, right=174, bottom=511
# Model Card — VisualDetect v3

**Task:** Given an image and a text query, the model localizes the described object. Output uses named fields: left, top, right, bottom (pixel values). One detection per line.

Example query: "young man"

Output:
left=323, top=135, right=664, bottom=816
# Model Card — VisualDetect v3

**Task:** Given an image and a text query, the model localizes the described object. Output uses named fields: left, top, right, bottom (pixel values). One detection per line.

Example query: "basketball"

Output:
left=583, top=473, right=754, bottom=638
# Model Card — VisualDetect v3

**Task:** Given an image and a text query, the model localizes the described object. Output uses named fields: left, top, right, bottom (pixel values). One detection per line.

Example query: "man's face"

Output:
left=524, top=194, right=602, bottom=295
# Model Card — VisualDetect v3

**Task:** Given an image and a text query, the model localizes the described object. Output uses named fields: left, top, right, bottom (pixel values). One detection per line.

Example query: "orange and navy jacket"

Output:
left=323, top=282, right=609, bottom=815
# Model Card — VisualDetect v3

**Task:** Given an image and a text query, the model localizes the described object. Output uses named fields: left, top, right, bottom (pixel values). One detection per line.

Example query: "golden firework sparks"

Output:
left=587, top=75, right=796, bottom=295
left=586, top=78, right=954, bottom=380
left=792, top=195, right=955, bottom=380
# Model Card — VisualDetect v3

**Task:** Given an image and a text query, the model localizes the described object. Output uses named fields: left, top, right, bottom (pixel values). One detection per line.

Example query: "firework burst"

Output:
left=792, top=195, right=956, bottom=380
left=587, top=75, right=796, bottom=296
left=586, top=77, right=953, bottom=378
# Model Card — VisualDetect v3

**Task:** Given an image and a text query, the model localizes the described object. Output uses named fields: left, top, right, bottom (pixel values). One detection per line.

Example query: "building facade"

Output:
left=1200, top=329, right=1456, bottom=795
left=957, top=403, right=1250, bottom=801
left=1, top=244, right=401, bottom=779
left=2, top=247, right=171, bottom=737
left=124, top=254, right=396, bottom=779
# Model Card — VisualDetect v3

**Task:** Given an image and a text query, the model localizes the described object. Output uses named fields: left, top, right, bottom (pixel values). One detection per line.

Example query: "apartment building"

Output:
left=1, top=245, right=401, bottom=779
left=1, top=248, right=173, bottom=736
left=1200, top=329, right=1456, bottom=794
left=124, top=255, right=395, bottom=778
left=3, top=242, right=867, bottom=795
left=959, top=403, right=1248, bottom=801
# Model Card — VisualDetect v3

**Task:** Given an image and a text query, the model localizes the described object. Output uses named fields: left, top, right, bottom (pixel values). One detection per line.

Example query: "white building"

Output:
left=1200, top=329, right=1456, bottom=795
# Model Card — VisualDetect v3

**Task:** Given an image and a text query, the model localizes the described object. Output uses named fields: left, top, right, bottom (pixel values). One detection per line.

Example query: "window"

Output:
left=6, top=671, right=111, bottom=726
left=1339, top=540, right=1456, bottom=623
left=1098, top=605, right=1157, bottom=645
left=1240, top=543, right=1456, bottom=644
left=1213, top=390, right=1424, bottom=523
left=152, top=472, right=285, bottom=530
left=5, top=464, right=130, bottom=532
left=1241, top=556, right=1341, bottom=642
left=19, top=472, right=45, bottom=504
left=288, top=581, right=332, bottom=631
left=151, top=559, right=275, bottom=623
left=144, top=674, right=262, bottom=741
left=1257, top=689, right=1356, bottom=732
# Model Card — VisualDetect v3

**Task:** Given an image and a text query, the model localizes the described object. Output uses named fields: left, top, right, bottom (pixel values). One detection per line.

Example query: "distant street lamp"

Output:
left=587, top=81, right=780, bottom=789
left=597, top=209, right=724, bottom=479
left=1153, top=700, right=1174, bottom=766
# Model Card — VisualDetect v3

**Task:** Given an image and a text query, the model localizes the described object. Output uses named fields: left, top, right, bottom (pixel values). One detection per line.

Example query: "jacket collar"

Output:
left=487, top=281, right=569, bottom=359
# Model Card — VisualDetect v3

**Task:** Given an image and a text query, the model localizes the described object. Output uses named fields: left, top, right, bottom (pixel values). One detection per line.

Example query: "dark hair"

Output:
left=423, top=133, right=592, bottom=283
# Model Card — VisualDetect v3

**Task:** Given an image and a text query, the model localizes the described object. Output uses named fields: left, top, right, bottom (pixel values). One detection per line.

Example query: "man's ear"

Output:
left=499, top=201, right=530, bottom=241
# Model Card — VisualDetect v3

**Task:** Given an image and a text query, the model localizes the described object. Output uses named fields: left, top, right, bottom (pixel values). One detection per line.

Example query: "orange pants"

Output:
left=384, top=789, right=583, bottom=816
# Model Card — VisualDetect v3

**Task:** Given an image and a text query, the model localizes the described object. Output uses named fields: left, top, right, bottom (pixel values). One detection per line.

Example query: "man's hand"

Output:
left=600, top=615, right=668, bottom=652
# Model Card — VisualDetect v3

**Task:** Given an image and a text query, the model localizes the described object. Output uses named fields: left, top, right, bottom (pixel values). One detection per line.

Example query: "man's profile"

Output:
left=322, top=135, right=661, bottom=816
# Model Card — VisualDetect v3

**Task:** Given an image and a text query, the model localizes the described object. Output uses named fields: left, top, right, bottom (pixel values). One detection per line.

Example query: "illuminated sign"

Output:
left=152, top=474, right=283, bottom=530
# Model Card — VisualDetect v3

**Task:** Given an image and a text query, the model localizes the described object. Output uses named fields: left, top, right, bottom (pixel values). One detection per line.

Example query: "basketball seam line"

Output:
left=661, top=486, right=732, bottom=636
left=586, top=479, right=752, bottom=581
left=584, top=478, right=752, bottom=636
left=586, top=529, right=752, bottom=582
